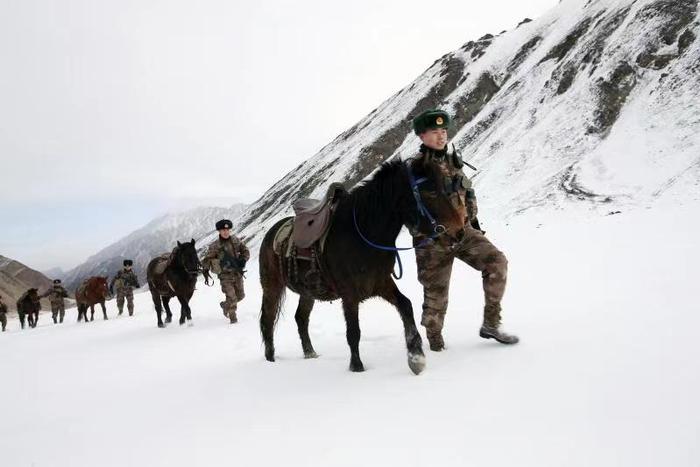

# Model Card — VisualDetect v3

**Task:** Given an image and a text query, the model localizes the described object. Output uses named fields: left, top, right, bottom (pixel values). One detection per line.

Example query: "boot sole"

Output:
left=479, top=330, right=519, bottom=345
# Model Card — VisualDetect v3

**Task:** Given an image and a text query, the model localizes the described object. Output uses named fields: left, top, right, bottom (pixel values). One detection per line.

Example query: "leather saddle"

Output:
left=291, top=182, right=345, bottom=249
left=151, top=253, right=171, bottom=276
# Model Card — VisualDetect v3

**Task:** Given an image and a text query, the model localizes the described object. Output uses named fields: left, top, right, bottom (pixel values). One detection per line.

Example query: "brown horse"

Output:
left=259, top=158, right=467, bottom=374
left=17, top=288, right=41, bottom=329
left=75, top=276, right=111, bottom=322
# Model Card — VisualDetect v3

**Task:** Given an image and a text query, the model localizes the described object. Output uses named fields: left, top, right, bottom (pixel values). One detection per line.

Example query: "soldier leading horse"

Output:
left=259, top=157, right=467, bottom=374
left=147, top=240, right=202, bottom=328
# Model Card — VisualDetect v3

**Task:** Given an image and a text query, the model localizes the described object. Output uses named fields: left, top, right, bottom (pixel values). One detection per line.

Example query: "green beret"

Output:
left=412, top=109, right=451, bottom=135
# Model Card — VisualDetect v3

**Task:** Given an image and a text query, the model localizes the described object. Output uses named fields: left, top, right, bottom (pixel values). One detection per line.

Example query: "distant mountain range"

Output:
left=61, top=204, right=247, bottom=290
left=0, top=255, right=55, bottom=311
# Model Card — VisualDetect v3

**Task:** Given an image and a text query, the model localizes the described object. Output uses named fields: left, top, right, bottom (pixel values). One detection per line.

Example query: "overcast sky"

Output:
left=0, top=0, right=557, bottom=271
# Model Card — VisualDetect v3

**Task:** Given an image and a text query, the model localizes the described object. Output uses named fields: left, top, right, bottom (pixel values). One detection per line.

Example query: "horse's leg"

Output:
left=89, top=304, right=95, bottom=321
left=185, top=288, right=194, bottom=321
left=101, top=301, right=108, bottom=320
left=175, top=295, right=186, bottom=325
left=149, top=287, right=165, bottom=328
left=33, top=310, right=39, bottom=327
left=260, top=281, right=285, bottom=363
left=175, top=295, right=192, bottom=326
left=162, top=296, right=173, bottom=324
left=378, top=279, right=426, bottom=375
left=342, top=298, right=364, bottom=372
left=295, top=296, right=317, bottom=359
left=19, top=312, right=25, bottom=329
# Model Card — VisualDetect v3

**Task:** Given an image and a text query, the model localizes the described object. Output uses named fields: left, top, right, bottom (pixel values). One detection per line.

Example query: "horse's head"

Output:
left=91, top=276, right=110, bottom=298
left=27, top=288, right=40, bottom=303
left=175, top=239, right=201, bottom=276
left=400, top=156, right=467, bottom=240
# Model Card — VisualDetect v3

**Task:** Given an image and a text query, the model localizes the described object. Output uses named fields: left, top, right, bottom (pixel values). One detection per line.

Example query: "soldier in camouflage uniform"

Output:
left=109, top=259, right=140, bottom=316
left=202, top=219, right=250, bottom=324
left=411, top=109, right=519, bottom=351
left=39, top=279, right=69, bottom=324
left=0, top=294, right=8, bottom=332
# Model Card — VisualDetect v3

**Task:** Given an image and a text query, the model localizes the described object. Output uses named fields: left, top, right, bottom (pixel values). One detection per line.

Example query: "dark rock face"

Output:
left=556, top=65, right=578, bottom=94
left=582, top=7, right=632, bottom=72
left=517, top=18, right=533, bottom=28
left=678, top=28, right=697, bottom=54
left=636, top=0, right=698, bottom=45
left=588, top=61, right=637, bottom=134
left=453, top=73, right=501, bottom=131
left=540, top=18, right=593, bottom=63
left=635, top=0, right=698, bottom=69
left=507, top=36, right=543, bottom=76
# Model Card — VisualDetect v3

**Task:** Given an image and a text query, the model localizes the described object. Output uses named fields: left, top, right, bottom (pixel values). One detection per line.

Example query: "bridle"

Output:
left=175, top=246, right=202, bottom=276
left=352, top=162, right=451, bottom=278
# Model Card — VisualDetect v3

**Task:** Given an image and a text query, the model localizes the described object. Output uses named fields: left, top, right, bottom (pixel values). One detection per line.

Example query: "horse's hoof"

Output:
left=304, top=351, right=319, bottom=359
left=407, top=353, right=426, bottom=375
left=157, top=323, right=165, bottom=328
left=349, top=361, right=365, bottom=372
left=265, top=348, right=275, bottom=362
left=187, top=321, right=194, bottom=328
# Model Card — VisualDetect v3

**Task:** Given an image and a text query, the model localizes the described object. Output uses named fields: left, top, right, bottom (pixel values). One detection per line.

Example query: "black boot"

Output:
left=426, top=330, right=445, bottom=352
left=479, top=325, right=519, bottom=344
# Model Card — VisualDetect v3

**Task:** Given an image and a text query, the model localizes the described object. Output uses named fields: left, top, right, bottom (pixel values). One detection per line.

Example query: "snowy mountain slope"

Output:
left=205, top=0, right=699, bottom=252
left=2, top=201, right=699, bottom=466
left=62, top=204, right=247, bottom=290
left=0, top=254, right=54, bottom=311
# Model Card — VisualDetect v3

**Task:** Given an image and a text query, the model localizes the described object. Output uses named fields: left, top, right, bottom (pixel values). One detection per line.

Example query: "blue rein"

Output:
left=352, top=163, right=446, bottom=279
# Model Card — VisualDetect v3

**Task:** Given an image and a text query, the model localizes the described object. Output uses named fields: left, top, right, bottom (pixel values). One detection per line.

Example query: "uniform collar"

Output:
left=419, top=144, right=448, bottom=160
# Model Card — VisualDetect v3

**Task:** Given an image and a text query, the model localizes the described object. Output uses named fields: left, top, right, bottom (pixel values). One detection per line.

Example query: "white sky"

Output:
left=0, top=0, right=557, bottom=270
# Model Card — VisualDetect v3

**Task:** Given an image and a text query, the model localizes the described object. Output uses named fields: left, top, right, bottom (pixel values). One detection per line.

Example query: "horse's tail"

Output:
left=259, top=219, right=289, bottom=360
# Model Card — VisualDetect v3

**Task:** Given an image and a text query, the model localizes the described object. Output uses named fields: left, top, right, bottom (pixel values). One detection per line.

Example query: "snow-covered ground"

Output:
left=2, top=203, right=699, bottom=466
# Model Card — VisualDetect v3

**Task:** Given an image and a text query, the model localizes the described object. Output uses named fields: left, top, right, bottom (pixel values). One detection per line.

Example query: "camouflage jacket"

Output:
left=202, top=236, right=250, bottom=276
left=413, top=145, right=478, bottom=221
left=110, top=268, right=140, bottom=290
left=40, top=285, right=69, bottom=305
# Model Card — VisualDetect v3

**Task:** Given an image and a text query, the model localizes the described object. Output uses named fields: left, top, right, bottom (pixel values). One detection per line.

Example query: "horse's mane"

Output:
left=349, top=158, right=408, bottom=217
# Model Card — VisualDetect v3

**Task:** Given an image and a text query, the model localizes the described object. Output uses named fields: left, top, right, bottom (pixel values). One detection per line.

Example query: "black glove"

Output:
left=203, top=269, right=213, bottom=286
left=235, top=257, right=247, bottom=270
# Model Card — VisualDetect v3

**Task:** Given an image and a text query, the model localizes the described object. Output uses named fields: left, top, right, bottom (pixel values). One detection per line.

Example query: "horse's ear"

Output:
left=177, top=240, right=182, bottom=247
left=190, top=238, right=195, bottom=244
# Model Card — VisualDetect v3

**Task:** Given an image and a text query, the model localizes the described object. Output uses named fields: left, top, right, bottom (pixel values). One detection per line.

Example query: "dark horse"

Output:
left=147, top=240, right=202, bottom=328
left=76, top=277, right=110, bottom=322
left=17, top=288, right=41, bottom=329
left=259, top=158, right=467, bottom=374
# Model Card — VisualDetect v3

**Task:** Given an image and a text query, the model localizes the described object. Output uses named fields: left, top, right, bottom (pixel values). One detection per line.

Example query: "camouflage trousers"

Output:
left=116, top=287, right=135, bottom=315
left=219, top=273, right=245, bottom=321
left=51, top=302, right=66, bottom=323
left=0, top=313, right=6, bottom=332
left=414, top=226, right=508, bottom=335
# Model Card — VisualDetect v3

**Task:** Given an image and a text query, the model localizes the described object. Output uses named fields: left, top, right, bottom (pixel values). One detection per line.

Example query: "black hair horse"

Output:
left=259, top=157, right=467, bottom=374
left=146, top=240, right=202, bottom=328
left=17, top=288, right=41, bottom=329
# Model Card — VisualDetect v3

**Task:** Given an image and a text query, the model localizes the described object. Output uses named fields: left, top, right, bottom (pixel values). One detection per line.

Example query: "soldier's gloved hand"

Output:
left=203, top=269, right=213, bottom=286
left=237, top=258, right=247, bottom=270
